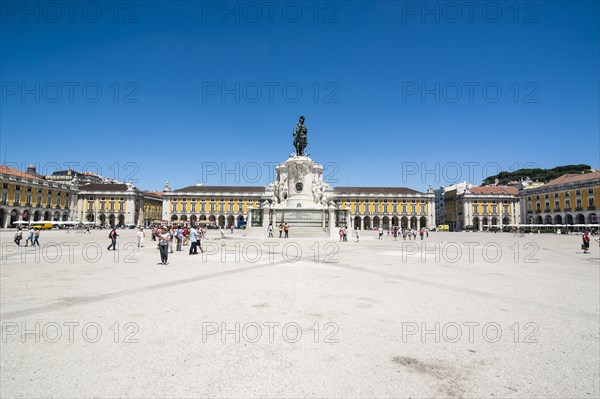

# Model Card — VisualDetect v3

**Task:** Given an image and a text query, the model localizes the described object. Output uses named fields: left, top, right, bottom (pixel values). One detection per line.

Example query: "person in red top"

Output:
left=582, top=231, right=591, bottom=254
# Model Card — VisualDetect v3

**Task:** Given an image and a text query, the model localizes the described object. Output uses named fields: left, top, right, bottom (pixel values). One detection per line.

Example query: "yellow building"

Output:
left=162, top=184, right=435, bottom=230
left=334, top=187, right=435, bottom=229
left=76, top=183, right=163, bottom=227
left=521, top=171, right=599, bottom=226
left=162, top=185, right=264, bottom=228
left=444, top=185, right=520, bottom=231
left=0, top=165, right=74, bottom=228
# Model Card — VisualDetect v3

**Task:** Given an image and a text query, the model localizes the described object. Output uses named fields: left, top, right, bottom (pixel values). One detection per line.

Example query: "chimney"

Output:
left=26, top=164, right=37, bottom=176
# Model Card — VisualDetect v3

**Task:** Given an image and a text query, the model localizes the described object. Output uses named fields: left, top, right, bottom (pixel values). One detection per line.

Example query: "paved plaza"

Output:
left=0, top=229, right=598, bottom=398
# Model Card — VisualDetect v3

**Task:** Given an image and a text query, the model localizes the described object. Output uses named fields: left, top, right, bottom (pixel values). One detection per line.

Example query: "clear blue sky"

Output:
left=1, top=1, right=598, bottom=191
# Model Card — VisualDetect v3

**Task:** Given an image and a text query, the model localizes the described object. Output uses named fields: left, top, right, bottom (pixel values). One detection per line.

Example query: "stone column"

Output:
left=328, top=205, right=337, bottom=237
left=125, top=195, right=136, bottom=225
left=162, top=196, right=171, bottom=222
left=462, top=201, right=469, bottom=230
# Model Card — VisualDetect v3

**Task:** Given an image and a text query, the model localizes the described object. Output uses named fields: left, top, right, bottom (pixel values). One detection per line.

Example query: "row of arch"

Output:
left=530, top=213, right=596, bottom=225
left=0, top=208, right=69, bottom=227
left=170, top=214, right=246, bottom=227
left=353, top=215, right=428, bottom=230
left=85, top=213, right=126, bottom=226
left=472, top=216, right=511, bottom=229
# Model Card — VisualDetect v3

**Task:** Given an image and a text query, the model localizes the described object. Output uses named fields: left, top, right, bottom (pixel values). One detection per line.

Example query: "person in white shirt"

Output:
left=189, top=227, right=198, bottom=255
left=136, top=228, right=145, bottom=247
left=158, top=227, right=170, bottom=265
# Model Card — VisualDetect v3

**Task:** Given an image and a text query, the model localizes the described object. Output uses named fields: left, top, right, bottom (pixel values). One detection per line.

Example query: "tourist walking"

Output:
left=355, top=228, right=360, bottom=242
left=197, top=228, right=204, bottom=253
left=189, top=227, right=198, bottom=255
left=278, top=224, right=283, bottom=238
left=25, top=228, right=34, bottom=247
left=14, top=228, right=23, bottom=246
left=33, top=229, right=40, bottom=247
left=158, top=227, right=170, bottom=265
left=419, top=228, right=424, bottom=240
left=378, top=226, right=384, bottom=239
left=267, top=223, right=274, bottom=238
left=137, top=228, right=145, bottom=247
left=343, top=226, right=348, bottom=242
left=284, top=223, right=289, bottom=238
left=176, top=226, right=183, bottom=251
left=107, top=227, right=118, bottom=251
left=168, top=227, right=174, bottom=253
left=582, top=231, right=591, bottom=254
left=339, top=226, right=344, bottom=242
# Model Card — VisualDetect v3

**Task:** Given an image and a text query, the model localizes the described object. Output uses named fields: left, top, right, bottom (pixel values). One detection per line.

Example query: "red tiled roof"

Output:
left=0, top=165, right=44, bottom=181
left=543, top=171, right=600, bottom=187
left=470, top=186, right=519, bottom=196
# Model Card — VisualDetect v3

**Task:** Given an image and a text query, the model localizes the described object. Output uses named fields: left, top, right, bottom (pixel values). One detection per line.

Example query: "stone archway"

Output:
left=473, top=216, right=480, bottom=230
left=99, top=214, right=106, bottom=225
left=109, top=214, right=116, bottom=226
left=419, top=216, right=427, bottom=228
left=576, top=214, right=585, bottom=224
left=373, top=216, right=380, bottom=228
left=545, top=215, right=552, bottom=225
left=33, top=210, right=41, bottom=221
left=170, top=214, right=178, bottom=222
left=535, top=215, right=543, bottom=224
left=0, top=208, right=6, bottom=228
left=410, top=216, right=417, bottom=229
left=218, top=215, right=225, bottom=228
left=566, top=214, right=573, bottom=224
left=86, top=213, right=95, bottom=222
left=10, top=209, right=19, bottom=226
left=382, top=216, right=390, bottom=230
left=227, top=215, right=235, bottom=228
left=208, top=215, right=216, bottom=222
left=354, top=216, right=361, bottom=229
left=43, top=211, right=51, bottom=221
left=363, top=216, right=371, bottom=230
left=554, top=214, right=563, bottom=224
left=502, top=217, right=510, bottom=226
left=391, top=216, right=399, bottom=227
left=400, top=216, right=408, bottom=229
left=62, top=212, right=68, bottom=221
left=589, top=213, right=598, bottom=224
left=118, top=214, right=125, bottom=226
left=53, top=211, right=60, bottom=221
left=199, top=214, right=207, bottom=221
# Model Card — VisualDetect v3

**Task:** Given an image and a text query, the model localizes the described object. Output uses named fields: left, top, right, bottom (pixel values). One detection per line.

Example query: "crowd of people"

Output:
left=151, top=225, right=210, bottom=265
left=13, top=227, right=41, bottom=247
left=336, top=226, right=430, bottom=242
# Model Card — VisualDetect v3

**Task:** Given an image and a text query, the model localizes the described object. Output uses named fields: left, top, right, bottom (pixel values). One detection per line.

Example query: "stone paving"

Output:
left=0, top=228, right=598, bottom=398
